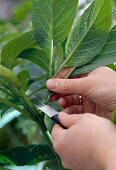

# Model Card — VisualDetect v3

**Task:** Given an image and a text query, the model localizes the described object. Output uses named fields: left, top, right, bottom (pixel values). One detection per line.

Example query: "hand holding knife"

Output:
left=30, top=95, right=66, bottom=129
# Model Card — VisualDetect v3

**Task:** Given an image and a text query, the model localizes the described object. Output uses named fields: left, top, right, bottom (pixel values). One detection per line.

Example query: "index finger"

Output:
left=56, top=67, right=73, bottom=79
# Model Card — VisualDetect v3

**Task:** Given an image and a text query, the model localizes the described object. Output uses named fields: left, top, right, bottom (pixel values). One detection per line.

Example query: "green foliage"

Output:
left=32, top=0, right=78, bottom=77
left=1, top=32, right=38, bottom=69
left=17, top=70, right=31, bottom=91
left=60, top=0, right=112, bottom=69
left=0, top=144, right=55, bottom=166
left=71, top=25, right=116, bottom=76
left=0, top=65, right=21, bottom=88
left=55, top=44, right=63, bottom=72
left=19, top=48, right=50, bottom=73
left=0, top=0, right=116, bottom=169
left=32, top=0, right=78, bottom=54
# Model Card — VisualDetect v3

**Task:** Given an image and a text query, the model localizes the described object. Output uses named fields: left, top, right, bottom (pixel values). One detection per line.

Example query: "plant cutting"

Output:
left=0, top=0, right=116, bottom=169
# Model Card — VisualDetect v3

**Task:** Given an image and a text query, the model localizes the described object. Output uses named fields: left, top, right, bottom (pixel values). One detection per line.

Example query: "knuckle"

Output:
left=83, top=77, right=97, bottom=96
left=62, top=80, right=71, bottom=91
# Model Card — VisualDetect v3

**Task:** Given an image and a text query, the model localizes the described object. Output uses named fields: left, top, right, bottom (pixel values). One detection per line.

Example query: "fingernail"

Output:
left=46, top=79, right=58, bottom=89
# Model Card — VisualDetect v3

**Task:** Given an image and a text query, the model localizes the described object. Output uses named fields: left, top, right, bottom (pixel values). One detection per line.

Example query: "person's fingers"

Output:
left=56, top=67, right=73, bottom=78
left=51, top=124, right=65, bottom=141
left=58, top=97, right=67, bottom=108
left=64, top=105, right=84, bottom=114
left=83, top=97, right=95, bottom=113
left=46, top=77, right=91, bottom=95
left=58, top=112, right=82, bottom=128
left=50, top=93, right=60, bottom=102
left=50, top=93, right=68, bottom=102
left=58, top=94, right=81, bottom=108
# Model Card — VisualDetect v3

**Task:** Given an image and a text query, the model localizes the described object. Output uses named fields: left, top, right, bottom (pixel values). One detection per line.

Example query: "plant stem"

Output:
left=29, top=85, right=46, bottom=97
left=0, top=87, right=15, bottom=98
left=64, top=67, right=76, bottom=79
left=0, top=97, right=33, bottom=119
left=0, top=80, right=16, bottom=96
left=44, top=130, right=64, bottom=169
left=49, top=1, right=53, bottom=78
left=49, top=40, right=53, bottom=78
left=19, top=88, right=38, bottom=116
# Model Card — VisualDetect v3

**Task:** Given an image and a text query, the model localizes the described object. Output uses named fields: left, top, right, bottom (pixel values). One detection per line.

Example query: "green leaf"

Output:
left=17, top=70, right=31, bottom=91
left=32, top=0, right=78, bottom=77
left=107, top=64, right=116, bottom=71
left=1, top=32, right=38, bottom=69
left=45, top=167, right=51, bottom=170
left=61, top=0, right=112, bottom=68
left=0, top=167, right=10, bottom=170
left=112, top=109, right=116, bottom=124
left=27, top=75, right=45, bottom=87
left=71, top=25, right=116, bottom=76
left=10, top=59, right=22, bottom=70
left=32, top=0, right=78, bottom=53
left=0, top=144, right=55, bottom=166
left=0, top=109, right=21, bottom=129
left=1, top=106, right=10, bottom=117
left=55, top=44, right=63, bottom=72
left=19, top=48, right=50, bottom=73
left=0, top=98, right=21, bottom=117
left=53, top=0, right=78, bottom=44
left=0, top=65, right=21, bottom=89
left=0, top=32, right=21, bottom=48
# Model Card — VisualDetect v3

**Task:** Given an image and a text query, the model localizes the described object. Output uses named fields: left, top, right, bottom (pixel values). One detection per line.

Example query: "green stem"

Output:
left=49, top=1, right=53, bottom=78
left=19, top=88, right=38, bottom=116
left=0, top=80, right=15, bottom=95
left=44, top=130, right=63, bottom=168
left=49, top=40, right=53, bottom=78
left=29, top=85, right=46, bottom=97
left=64, top=67, right=76, bottom=79
left=0, top=97, right=33, bottom=119
left=0, top=87, right=15, bottom=98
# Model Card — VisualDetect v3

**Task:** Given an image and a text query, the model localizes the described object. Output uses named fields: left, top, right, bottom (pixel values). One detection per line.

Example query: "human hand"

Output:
left=52, top=112, right=116, bottom=170
left=46, top=67, right=116, bottom=120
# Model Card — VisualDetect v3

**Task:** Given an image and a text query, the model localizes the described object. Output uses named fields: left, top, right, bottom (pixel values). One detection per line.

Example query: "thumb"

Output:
left=58, top=112, right=81, bottom=128
left=46, top=77, right=91, bottom=95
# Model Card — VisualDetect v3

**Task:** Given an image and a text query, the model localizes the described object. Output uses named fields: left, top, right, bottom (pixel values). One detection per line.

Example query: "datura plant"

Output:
left=0, top=0, right=116, bottom=169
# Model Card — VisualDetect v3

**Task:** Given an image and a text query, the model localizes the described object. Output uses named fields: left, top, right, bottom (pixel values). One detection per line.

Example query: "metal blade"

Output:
left=30, top=96, right=58, bottom=117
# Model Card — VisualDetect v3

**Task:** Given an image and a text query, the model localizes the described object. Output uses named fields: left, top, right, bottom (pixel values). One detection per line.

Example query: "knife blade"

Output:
left=30, top=95, right=66, bottom=129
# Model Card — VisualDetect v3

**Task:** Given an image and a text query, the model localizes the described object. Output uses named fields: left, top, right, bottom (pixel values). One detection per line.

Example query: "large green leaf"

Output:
left=0, top=144, right=55, bottom=166
left=61, top=0, right=112, bottom=68
left=32, top=0, right=78, bottom=77
left=71, top=25, right=116, bottom=77
left=1, top=32, right=38, bottom=69
left=19, top=48, right=49, bottom=73
left=32, top=0, right=78, bottom=53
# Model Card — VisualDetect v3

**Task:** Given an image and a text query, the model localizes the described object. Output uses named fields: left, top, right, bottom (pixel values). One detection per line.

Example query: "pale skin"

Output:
left=46, top=67, right=116, bottom=170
